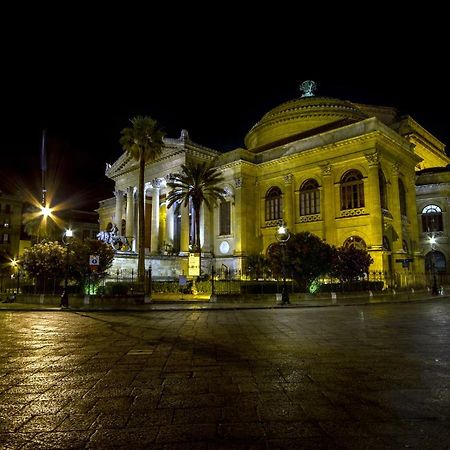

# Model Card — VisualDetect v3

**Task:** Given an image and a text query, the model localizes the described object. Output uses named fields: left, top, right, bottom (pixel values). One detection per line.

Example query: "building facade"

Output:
left=98, top=84, right=450, bottom=287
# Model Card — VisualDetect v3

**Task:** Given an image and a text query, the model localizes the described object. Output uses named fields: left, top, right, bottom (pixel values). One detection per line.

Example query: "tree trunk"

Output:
left=138, top=155, right=146, bottom=283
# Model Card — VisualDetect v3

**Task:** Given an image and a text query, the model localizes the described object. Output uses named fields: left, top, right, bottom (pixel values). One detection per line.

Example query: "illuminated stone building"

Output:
left=98, top=82, right=449, bottom=287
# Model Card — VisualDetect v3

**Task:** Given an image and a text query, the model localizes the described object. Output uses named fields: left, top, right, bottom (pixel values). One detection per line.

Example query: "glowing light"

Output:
left=41, top=206, right=52, bottom=217
left=65, top=229, right=73, bottom=238
left=429, top=235, right=437, bottom=245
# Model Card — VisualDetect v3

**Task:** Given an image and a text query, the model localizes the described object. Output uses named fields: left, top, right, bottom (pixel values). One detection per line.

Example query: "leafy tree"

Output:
left=67, top=238, right=115, bottom=285
left=267, top=231, right=333, bottom=292
left=119, top=116, right=166, bottom=282
left=62, top=238, right=115, bottom=293
left=330, top=246, right=374, bottom=284
left=20, top=241, right=66, bottom=289
left=167, top=162, right=225, bottom=251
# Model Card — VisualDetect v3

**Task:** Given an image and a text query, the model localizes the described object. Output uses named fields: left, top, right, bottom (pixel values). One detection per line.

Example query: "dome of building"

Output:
left=245, top=95, right=369, bottom=152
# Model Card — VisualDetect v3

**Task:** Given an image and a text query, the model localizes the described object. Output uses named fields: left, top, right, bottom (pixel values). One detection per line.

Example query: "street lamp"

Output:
left=429, top=234, right=439, bottom=295
left=62, top=229, right=74, bottom=307
left=276, top=222, right=291, bottom=305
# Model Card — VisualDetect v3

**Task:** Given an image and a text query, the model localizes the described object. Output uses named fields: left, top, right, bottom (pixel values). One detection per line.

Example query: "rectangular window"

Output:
left=3, top=233, right=9, bottom=243
left=219, top=201, right=231, bottom=235
left=422, top=214, right=443, bottom=232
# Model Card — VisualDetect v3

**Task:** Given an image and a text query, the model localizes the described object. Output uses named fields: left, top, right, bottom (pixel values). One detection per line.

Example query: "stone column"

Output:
left=406, top=172, right=420, bottom=252
left=390, top=162, right=404, bottom=254
left=200, top=203, right=212, bottom=254
left=151, top=179, right=161, bottom=254
left=180, top=202, right=190, bottom=255
left=283, top=174, right=294, bottom=229
left=126, top=186, right=135, bottom=250
left=365, top=152, right=383, bottom=250
left=114, top=190, right=124, bottom=234
left=143, top=184, right=151, bottom=251
left=321, top=164, right=336, bottom=245
left=165, top=201, right=174, bottom=248
left=233, top=178, right=243, bottom=255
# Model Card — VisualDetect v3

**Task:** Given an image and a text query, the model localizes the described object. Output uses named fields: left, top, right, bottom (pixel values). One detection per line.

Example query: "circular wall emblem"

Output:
left=219, top=241, right=230, bottom=254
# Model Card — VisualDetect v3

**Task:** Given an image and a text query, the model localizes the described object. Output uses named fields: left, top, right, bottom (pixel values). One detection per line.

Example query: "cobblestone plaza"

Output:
left=1, top=300, right=449, bottom=449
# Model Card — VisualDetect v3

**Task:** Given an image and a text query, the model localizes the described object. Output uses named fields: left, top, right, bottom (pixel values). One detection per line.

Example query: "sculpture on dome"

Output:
left=300, top=80, right=317, bottom=98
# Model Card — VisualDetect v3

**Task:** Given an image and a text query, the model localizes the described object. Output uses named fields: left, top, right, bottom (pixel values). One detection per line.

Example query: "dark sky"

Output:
left=2, top=21, right=449, bottom=210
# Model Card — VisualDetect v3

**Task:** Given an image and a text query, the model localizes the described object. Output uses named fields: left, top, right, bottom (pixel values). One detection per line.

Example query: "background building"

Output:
left=0, top=190, right=24, bottom=267
left=98, top=83, right=450, bottom=287
left=416, top=168, right=450, bottom=287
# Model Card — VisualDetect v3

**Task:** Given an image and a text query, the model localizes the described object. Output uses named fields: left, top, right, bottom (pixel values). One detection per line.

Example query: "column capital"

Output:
left=283, top=174, right=293, bottom=185
left=392, top=162, right=400, bottom=176
left=234, top=178, right=242, bottom=189
left=365, top=151, right=381, bottom=166
left=320, top=163, right=332, bottom=176
left=114, top=189, right=124, bottom=197
left=151, top=178, right=163, bottom=189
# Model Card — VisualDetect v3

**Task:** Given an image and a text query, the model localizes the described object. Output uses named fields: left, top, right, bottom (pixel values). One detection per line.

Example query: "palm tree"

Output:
left=167, top=162, right=226, bottom=252
left=119, top=116, right=165, bottom=282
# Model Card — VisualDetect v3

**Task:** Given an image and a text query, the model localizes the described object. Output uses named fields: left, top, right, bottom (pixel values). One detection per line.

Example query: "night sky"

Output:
left=2, top=25, right=449, bottom=211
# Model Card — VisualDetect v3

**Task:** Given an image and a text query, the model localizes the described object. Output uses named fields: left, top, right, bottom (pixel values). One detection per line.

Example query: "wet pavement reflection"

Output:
left=1, top=300, right=449, bottom=449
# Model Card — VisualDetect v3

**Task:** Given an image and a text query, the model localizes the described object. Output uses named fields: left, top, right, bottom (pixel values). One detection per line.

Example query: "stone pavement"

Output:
left=1, top=299, right=449, bottom=449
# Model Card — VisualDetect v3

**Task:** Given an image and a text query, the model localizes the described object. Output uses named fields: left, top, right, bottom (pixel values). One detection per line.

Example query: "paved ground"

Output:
left=1, top=299, right=449, bottom=449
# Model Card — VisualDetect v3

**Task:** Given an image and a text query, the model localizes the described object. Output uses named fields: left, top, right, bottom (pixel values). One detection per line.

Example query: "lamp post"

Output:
left=429, top=234, right=439, bottom=295
left=62, top=229, right=73, bottom=307
left=276, top=222, right=291, bottom=305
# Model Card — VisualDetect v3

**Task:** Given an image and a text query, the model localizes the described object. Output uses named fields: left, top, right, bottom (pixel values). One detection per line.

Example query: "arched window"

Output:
left=265, top=187, right=282, bottom=221
left=300, top=179, right=320, bottom=216
left=343, top=236, right=367, bottom=250
left=425, top=251, right=446, bottom=272
left=219, top=199, right=231, bottom=235
left=341, top=170, right=364, bottom=210
left=422, top=204, right=443, bottom=232
left=379, top=169, right=388, bottom=210
left=399, top=179, right=407, bottom=216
